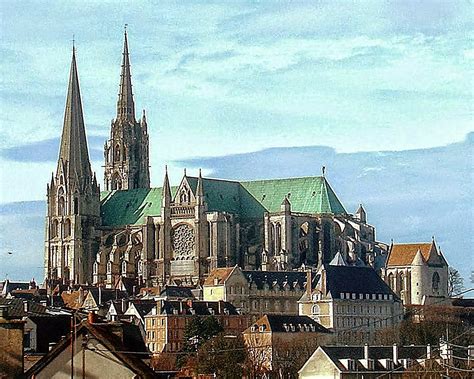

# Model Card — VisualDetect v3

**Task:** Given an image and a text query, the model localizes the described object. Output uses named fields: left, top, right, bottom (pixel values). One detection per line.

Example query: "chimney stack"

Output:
left=364, top=343, right=369, bottom=360
left=392, top=343, right=398, bottom=364
left=88, top=312, right=98, bottom=324
left=306, top=269, right=312, bottom=298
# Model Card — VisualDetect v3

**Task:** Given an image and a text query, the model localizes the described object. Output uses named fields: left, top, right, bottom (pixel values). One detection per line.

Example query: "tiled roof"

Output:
left=100, top=175, right=346, bottom=227
left=320, top=265, right=398, bottom=299
left=203, top=267, right=236, bottom=286
left=387, top=242, right=434, bottom=266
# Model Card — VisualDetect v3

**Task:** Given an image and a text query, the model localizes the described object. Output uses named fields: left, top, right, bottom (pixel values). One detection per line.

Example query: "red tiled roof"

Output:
left=387, top=243, right=433, bottom=266
left=203, top=267, right=235, bottom=286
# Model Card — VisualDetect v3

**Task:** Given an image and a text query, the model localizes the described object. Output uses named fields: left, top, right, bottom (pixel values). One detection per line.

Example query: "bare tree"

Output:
left=448, top=267, right=464, bottom=297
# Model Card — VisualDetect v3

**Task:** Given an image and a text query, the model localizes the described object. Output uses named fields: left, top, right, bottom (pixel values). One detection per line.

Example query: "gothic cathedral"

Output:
left=45, top=31, right=388, bottom=287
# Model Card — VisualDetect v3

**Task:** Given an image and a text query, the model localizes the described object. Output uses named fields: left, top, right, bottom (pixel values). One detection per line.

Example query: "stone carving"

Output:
left=172, top=224, right=195, bottom=259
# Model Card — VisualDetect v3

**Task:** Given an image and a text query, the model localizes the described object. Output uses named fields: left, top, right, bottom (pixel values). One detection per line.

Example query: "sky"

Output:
left=0, top=1, right=472, bottom=203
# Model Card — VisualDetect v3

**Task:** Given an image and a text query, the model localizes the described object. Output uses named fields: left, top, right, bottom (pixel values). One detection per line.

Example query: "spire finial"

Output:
left=198, top=168, right=202, bottom=178
left=124, top=24, right=128, bottom=34
left=72, top=34, right=75, bottom=53
left=165, top=164, right=168, bottom=173
left=184, top=168, right=187, bottom=176
left=322, top=166, right=326, bottom=177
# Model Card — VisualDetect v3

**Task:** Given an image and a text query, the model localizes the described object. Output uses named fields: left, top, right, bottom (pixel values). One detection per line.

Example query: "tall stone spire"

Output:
left=117, top=26, right=135, bottom=121
left=58, top=46, right=92, bottom=180
left=104, top=28, right=150, bottom=191
left=45, top=44, right=100, bottom=286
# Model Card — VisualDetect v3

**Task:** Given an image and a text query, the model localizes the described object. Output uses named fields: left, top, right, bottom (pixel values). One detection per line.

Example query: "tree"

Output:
left=176, top=315, right=224, bottom=369
left=448, top=267, right=464, bottom=297
left=195, top=333, right=247, bottom=378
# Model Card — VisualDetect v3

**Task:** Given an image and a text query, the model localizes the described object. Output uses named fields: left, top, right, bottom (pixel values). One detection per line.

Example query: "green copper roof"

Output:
left=100, top=176, right=346, bottom=227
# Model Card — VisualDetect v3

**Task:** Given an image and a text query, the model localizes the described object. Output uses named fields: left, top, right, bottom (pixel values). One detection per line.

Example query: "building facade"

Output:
left=144, top=299, right=249, bottom=355
left=299, top=262, right=403, bottom=343
left=203, top=266, right=308, bottom=318
left=45, top=31, right=389, bottom=288
left=382, top=241, right=449, bottom=305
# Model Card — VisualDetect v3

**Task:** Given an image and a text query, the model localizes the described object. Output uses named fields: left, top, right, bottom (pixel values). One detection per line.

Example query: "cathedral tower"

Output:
left=45, top=46, right=100, bottom=285
left=104, top=29, right=150, bottom=190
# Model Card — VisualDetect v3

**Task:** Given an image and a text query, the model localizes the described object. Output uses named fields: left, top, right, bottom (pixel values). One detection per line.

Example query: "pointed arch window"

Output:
left=114, top=145, right=121, bottom=162
left=57, top=188, right=65, bottom=216
left=64, top=219, right=71, bottom=237
left=73, top=198, right=79, bottom=214
left=432, top=272, right=440, bottom=291
left=51, top=219, right=59, bottom=238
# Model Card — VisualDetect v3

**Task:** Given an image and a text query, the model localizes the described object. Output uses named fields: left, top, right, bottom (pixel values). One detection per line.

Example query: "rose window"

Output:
left=172, top=224, right=195, bottom=259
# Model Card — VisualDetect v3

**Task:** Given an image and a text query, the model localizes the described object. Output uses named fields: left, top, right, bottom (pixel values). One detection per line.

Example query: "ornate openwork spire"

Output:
left=117, top=25, right=135, bottom=121
left=58, top=45, right=92, bottom=180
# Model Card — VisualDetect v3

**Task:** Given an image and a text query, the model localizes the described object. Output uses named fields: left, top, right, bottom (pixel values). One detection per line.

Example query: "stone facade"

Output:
left=44, top=47, right=100, bottom=285
left=382, top=241, right=449, bottom=305
left=104, top=30, right=150, bottom=191
left=144, top=299, right=248, bottom=356
left=203, top=266, right=307, bottom=319
left=45, top=32, right=389, bottom=288
left=299, top=263, right=403, bottom=343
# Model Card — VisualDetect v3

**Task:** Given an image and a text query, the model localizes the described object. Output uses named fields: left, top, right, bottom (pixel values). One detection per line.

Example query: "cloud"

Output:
left=0, top=135, right=106, bottom=163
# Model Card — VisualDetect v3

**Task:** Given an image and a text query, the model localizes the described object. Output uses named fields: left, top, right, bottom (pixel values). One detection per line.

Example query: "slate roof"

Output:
left=153, top=300, right=240, bottom=316
left=250, top=314, right=331, bottom=334
left=159, top=286, right=196, bottom=299
left=323, top=345, right=428, bottom=360
left=387, top=242, right=435, bottom=266
left=100, top=175, right=346, bottom=227
left=320, top=265, right=398, bottom=299
left=243, top=270, right=307, bottom=291
left=0, top=298, right=69, bottom=318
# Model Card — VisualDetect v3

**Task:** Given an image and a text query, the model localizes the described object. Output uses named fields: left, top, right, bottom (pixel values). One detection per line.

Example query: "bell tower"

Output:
left=45, top=45, right=100, bottom=285
left=104, top=27, right=150, bottom=191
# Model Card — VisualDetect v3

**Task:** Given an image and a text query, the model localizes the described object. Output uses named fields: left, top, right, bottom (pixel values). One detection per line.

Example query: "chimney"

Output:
left=98, top=286, right=102, bottom=305
left=364, top=344, right=369, bottom=360
left=218, top=300, right=223, bottom=314
left=426, top=344, right=431, bottom=359
left=306, top=269, right=312, bottom=298
left=121, top=298, right=128, bottom=313
left=23, top=301, right=29, bottom=313
left=392, top=344, right=398, bottom=364
left=88, top=312, right=98, bottom=324
left=320, top=267, right=326, bottom=295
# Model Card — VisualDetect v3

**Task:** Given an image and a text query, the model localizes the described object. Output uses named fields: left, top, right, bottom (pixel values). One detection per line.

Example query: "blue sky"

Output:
left=0, top=1, right=473, bottom=203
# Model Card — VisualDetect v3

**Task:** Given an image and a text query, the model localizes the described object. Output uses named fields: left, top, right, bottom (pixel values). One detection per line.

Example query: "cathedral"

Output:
left=44, top=31, right=388, bottom=287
